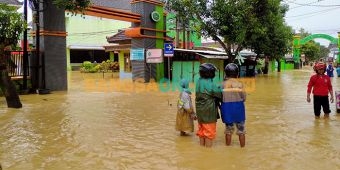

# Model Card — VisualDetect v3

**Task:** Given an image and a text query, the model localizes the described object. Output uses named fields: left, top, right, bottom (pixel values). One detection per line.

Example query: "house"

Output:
left=104, top=23, right=204, bottom=81
left=66, top=0, right=132, bottom=70
left=104, top=30, right=132, bottom=78
left=0, top=0, right=21, bottom=7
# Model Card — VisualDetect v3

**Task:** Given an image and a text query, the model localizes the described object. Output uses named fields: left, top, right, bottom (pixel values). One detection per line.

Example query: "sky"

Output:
left=17, top=0, right=32, bottom=23
left=284, top=0, right=340, bottom=47
left=16, top=0, right=339, bottom=47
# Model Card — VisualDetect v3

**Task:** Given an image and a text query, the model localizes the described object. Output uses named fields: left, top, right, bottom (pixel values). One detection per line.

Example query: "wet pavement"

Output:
left=1, top=68, right=340, bottom=170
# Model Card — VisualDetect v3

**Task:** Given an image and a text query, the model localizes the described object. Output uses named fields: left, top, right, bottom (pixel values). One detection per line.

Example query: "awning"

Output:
left=175, top=48, right=228, bottom=59
left=175, top=48, right=256, bottom=59
left=175, top=48, right=227, bottom=55
left=68, top=45, right=105, bottom=50
left=103, top=44, right=131, bottom=52
left=196, top=53, right=228, bottom=59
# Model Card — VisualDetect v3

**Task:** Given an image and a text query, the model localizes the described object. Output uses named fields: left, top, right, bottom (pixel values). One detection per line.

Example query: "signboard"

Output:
left=130, top=48, right=145, bottom=60
left=164, top=43, right=174, bottom=57
left=146, top=49, right=163, bottom=63
left=151, top=11, right=161, bottom=22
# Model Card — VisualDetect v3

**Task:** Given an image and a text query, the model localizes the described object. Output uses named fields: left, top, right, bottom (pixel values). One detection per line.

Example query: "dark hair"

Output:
left=224, top=63, right=239, bottom=78
left=199, top=63, right=217, bottom=79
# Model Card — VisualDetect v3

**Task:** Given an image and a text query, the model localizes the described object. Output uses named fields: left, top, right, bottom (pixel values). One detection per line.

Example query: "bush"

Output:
left=80, top=61, right=99, bottom=73
left=79, top=60, right=119, bottom=73
left=110, top=61, right=119, bottom=71
left=98, top=60, right=119, bottom=72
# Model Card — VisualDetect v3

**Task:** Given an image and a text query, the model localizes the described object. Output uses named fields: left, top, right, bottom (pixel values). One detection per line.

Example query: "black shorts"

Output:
left=313, top=95, right=330, bottom=116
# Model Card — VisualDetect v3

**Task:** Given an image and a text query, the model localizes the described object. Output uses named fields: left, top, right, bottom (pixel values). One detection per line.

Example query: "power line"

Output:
left=286, top=6, right=340, bottom=18
left=67, top=29, right=126, bottom=36
left=313, top=30, right=340, bottom=33
left=287, top=0, right=340, bottom=7
left=285, top=0, right=325, bottom=9
left=285, top=0, right=340, bottom=10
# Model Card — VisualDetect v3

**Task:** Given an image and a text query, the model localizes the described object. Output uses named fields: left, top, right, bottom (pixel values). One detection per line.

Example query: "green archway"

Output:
left=293, top=33, right=340, bottom=68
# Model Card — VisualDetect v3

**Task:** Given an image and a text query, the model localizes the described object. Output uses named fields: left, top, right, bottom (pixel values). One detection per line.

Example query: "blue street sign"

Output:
left=164, top=43, right=174, bottom=57
left=130, top=48, right=145, bottom=60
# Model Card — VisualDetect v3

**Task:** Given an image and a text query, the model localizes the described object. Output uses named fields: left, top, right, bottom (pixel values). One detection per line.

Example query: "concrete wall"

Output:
left=39, top=0, right=67, bottom=91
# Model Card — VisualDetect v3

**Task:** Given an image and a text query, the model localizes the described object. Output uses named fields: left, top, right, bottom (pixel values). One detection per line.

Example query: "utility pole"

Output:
left=23, top=0, right=28, bottom=90
left=182, top=22, right=186, bottom=49
left=175, top=16, right=179, bottom=48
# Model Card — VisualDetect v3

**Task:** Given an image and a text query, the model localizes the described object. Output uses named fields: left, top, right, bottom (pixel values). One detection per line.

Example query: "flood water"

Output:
left=1, top=67, right=340, bottom=170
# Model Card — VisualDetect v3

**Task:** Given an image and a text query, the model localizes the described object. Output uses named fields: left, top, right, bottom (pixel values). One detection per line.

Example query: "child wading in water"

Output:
left=307, top=62, right=334, bottom=119
left=221, top=63, right=247, bottom=147
left=176, top=79, right=196, bottom=136
left=195, top=63, right=222, bottom=147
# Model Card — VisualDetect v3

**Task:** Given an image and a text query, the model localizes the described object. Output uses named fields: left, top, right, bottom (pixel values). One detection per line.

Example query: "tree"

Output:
left=0, top=1, right=90, bottom=108
left=301, top=42, right=320, bottom=62
left=166, top=0, right=291, bottom=63
left=28, top=0, right=91, bottom=14
left=319, top=45, right=330, bottom=60
left=298, top=29, right=330, bottom=62
left=0, top=3, right=25, bottom=108
left=244, top=0, right=293, bottom=72
left=52, top=0, right=90, bottom=13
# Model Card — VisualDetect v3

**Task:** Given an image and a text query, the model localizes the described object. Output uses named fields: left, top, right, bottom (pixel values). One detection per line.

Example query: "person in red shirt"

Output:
left=307, top=62, right=334, bottom=119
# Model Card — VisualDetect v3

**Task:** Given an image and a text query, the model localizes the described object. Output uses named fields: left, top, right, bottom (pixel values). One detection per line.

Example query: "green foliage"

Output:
left=97, top=60, right=120, bottom=72
left=244, top=0, right=293, bottom=59
left=80, top=61, right=98, bottom=73
left=98, top=60, right=120, bottom=72
left=167, top=0, right=292, bottom=62
left=80, top=60, right=119, bottom=73
left=52, top=0, right=91, bottom=14
left=298, top=29, right=330, bottom=61
left=297, top=28, right=311, bottom=39
left=0, top=3, right=26, bottom=48
left=81, top=61, right=93, bottom=70
left=99, top=60, right=111, bottom=72
left=301, top=42, right=320, bottom=61
left=319, top=46, right=330, bottom=60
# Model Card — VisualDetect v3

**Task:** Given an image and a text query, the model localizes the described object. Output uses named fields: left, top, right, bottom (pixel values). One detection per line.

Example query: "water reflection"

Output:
left=0, top=68, right=340, bottom=169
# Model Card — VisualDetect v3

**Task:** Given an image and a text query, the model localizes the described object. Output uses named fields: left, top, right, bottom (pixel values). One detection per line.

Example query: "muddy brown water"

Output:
left=1, top=68, right=340, bottom=170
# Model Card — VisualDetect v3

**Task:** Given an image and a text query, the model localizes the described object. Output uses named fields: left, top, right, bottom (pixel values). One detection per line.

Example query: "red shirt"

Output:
left=307, top=74, right=332, bottom=96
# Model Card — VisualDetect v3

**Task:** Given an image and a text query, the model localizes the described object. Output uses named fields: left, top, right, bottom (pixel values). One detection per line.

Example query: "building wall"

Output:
left=65, top=14, right=131, bottom=70
left=39, top=0, right=67, bottom=91
left=118, top=50, right=132, bottom=79
left=166, top=12, right=202, bottom=48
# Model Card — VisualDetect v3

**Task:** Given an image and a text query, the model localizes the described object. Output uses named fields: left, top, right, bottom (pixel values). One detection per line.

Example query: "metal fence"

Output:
left=5, top=51, right=30, bottom=77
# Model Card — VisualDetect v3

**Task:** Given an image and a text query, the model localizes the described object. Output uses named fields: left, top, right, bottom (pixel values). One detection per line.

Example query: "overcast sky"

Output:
left=284, top=0, right=340, bottom=46
left=17, top=0, right=339, bottom=46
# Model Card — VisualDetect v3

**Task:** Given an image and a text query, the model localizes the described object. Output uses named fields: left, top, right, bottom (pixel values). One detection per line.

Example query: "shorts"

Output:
left=196, top=122, right=216, bottom=140
left=225, top=121, right=245, bottom=135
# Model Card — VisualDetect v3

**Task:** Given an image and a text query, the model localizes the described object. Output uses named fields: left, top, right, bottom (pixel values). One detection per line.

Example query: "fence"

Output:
left=5, top=51, right=30, bottom=77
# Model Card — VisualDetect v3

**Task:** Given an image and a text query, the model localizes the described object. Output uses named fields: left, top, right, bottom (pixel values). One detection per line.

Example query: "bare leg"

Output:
left=225, top=134, right=232, bottom=146
left=205, top=138, right=213, bottom=147
left=239, top=134, right=245, bottom=148
left=199, top=137, right=205, bottom=146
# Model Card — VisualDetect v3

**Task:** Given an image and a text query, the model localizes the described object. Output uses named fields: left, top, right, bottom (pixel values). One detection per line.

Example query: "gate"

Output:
left=172, top=60, right=224, bottom=84
left=172, top=61, right=200, bottom=83
left=5, top=51, right=30, bottom=77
